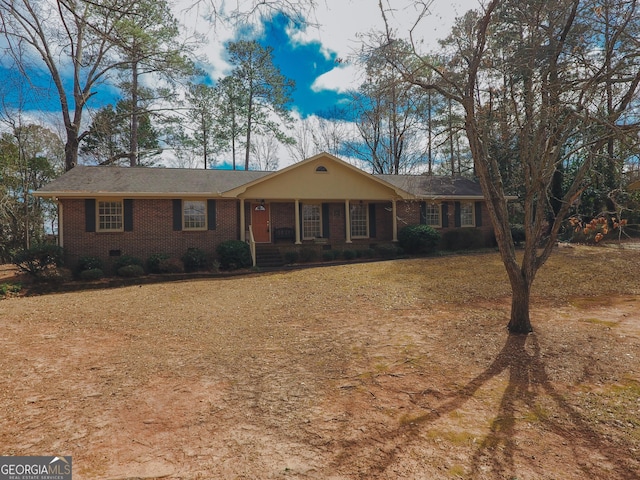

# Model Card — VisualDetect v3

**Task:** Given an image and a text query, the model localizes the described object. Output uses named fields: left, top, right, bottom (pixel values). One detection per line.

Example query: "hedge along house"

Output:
left=35, top=152, right=493, bottom=269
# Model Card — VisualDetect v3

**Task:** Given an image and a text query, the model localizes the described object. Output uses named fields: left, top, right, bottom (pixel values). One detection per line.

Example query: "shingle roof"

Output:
left=36, top=166, right=272, bottom=197
left=378, top=174, right=484, bottom=198
left=35, top=165, right=484, bottom=199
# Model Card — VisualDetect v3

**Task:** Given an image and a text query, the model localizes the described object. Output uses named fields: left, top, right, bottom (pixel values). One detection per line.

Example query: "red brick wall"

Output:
left=60, top=198, right=239, bottom=270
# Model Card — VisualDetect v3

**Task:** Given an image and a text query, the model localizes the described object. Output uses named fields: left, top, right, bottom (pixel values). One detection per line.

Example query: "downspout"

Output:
left=392, top=199, right=398, bottom=242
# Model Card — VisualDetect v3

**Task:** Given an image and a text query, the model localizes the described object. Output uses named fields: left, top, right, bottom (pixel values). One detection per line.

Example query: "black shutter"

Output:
left=124, top=199, right=133, bottom=231
left=419, top=201, right=426, bottom=225
left=85, top=199, right=96, bottom=232
left=207, top=199, right=216, bottom=230
left=441, top=203, right=449, bottom=228
left=322, top=203, right=330, bottom=238
left=475, top=201, right=482, bottom=227
left=172, top=199, right=182, bottom=231
left=454, top=201, right=461, bottom=227
left=299, top=202, right=303, bottom=238
left=369, top=203, right=376, bottom=238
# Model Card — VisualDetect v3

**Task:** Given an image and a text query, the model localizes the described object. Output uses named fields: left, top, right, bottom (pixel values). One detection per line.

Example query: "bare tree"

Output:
left=379, top=0, right=640, bottom=333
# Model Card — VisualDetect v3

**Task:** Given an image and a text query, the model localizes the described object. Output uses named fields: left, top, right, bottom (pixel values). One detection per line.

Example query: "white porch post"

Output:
left=294, top=199, right=302, bottom=244
left=345, top=199, right=352, bottom=243
left=392, top=199, right=398, bottom=242
left=240, top=198, right=246, bottom=241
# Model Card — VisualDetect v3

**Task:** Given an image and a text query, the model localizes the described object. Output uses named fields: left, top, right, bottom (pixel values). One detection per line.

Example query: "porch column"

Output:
left=345, top=199, right=352, bottom=243
left=392, top=199, right=398, bottom=242
left=294, top=199, right=302, bottom=244
left=240, top=198, right=246, bottom=242
left=57, top=199, right=64, bottom=248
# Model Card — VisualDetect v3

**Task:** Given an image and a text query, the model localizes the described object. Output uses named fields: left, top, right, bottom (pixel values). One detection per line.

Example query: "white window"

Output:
left=302, top=204, right=321, bottom=239
left=460, top=202, right=475, bottom=227
left=425, top=203, right=441, bottom=227
left=97, top=200, right=123, bottom=232
left=350, top=202, right=368, bottom=238
left=183, top=200, right=206, bottom=230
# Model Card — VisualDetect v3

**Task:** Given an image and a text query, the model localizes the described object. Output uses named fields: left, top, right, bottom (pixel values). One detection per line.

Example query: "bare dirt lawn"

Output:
left=1, top=244, right=640, bottom=479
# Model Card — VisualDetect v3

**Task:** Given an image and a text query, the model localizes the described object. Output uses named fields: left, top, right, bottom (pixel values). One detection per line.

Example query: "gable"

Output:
left=225, top=153, right=411, bottom=200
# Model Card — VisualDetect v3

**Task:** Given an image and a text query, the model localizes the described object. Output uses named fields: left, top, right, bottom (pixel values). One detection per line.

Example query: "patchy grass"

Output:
left=1, top=244, right=640, bottom=479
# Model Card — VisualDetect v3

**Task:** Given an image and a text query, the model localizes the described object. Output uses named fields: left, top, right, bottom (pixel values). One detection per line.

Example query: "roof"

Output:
left=35, top=162, right=484, bottom=200
left=378, top=174, right=484, bottom=199
left=35, top=166, right=272, bottom=198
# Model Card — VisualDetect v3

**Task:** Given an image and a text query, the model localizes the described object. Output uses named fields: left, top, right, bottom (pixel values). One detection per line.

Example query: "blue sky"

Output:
left=0, top=0, right=478, bottom=167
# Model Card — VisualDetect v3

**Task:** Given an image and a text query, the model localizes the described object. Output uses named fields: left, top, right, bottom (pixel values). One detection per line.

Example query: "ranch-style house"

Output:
left=35, top=153, right=494, bottom=269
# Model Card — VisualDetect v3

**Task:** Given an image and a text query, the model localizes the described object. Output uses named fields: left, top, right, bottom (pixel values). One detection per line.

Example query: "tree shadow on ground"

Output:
left=329, top=333, right=639, bottom=479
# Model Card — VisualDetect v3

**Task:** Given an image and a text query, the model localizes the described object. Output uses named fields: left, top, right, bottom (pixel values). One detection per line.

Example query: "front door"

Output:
left=252, top=203, right=270, bottom=243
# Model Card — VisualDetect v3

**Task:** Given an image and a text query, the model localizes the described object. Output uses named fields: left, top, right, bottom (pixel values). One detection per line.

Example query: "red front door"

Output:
left=252, top=203, right=270, bottom=243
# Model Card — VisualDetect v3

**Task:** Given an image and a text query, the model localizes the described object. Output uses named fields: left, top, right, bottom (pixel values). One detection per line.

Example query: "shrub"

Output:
left=322, top=250, right=340, bottom=262
left=375, top=244, right=399, bottom=259
left=157, top=258, right=184, bottom=274
left=361, top=248, right=375, bottom=258
left=215, top=241, right=251, bottom=270
left=342, top=249, right=356, bottom=260
left=441, top=228, right=486, bottom=251
left=79, top=268, right=104, bottom=281
left=76, top=256, right=103, bottom=275
left=113, top=255, right=143, bottom=274
left=0, top=283, right=22, bottom=297
left=146, top=253, right=170, bottom=273
left=13, top=244, right=64, bottom=278
left=181, top=247, right=209, bottom=272
left=510, top=224, right=526, bottom=245
left=398, top=224, right=441, bottom=254
left=299, top=247, right=318, bottom=263
left=117, top=264, right=145, bottom=277
left=284, top=250, right=299, bottom=264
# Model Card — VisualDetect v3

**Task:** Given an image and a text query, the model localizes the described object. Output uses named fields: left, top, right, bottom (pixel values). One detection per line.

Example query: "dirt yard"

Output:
left=1, top=244, right=639, bottom=479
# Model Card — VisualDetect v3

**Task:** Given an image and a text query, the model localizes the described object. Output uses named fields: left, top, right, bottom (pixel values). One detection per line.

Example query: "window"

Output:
left=302, top=203, right=321, bottom=239
left=460, top=202, right=475, bottom=227
left=97, top=200, right=123, bottom=231
left=315, top=165, right=328, bottom=172
left=350, top=202, right=368, bottom=238
left=425, top=203, right=441, bottom=227
left=183, top=200, right=206, bottom=230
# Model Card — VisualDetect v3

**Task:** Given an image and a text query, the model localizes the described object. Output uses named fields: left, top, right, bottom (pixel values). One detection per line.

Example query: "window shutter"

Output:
left=454, top=201, right=461, bottom=227
left=369, top=203, right=376, bottom=238
left=172, top=199, right=182, bottom=231
left=85, top=199, right=96, bottom=232
left=207, top=199, right=216, bottom=230
left=322, top=203, right=330, bottom=238
left=441, top=203, right=449, bottom=228
left=475, top=201, right=482, bottom=227
left=124, top=199, right=133, bottom=231
left=419, top=201, right=426, bottom=225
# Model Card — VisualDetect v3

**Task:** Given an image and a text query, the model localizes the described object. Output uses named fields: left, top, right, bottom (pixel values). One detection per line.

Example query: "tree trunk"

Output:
left=64, top=128, right=80, bottom=171
left=507, top=275, right=533, bottom=334
left=130, top=59, right=140, bottom=167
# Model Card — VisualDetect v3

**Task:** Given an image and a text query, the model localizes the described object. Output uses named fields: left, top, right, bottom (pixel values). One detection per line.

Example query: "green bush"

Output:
left=299, top=247, right=318, bottom=263
left=398, top=224, right=441, bottom=254
left=13, top=244, right=64, bottom=278
left=510, top=224, right=526, bottom=245
left=113, top=255, right=144, bottom=274
left=76, top=256, right=103, bottom=275
left=375, top=244, right=400, bottom=259
left=215, top=241, right=251, bottom=270
left=117, top=264, right=145, bottom=277
left=442, top=228, right=486, bottom=251
left=284, top=250, right=299, bottom=264
left=181, top=247, right=209, bottom=272
left=146, top=253, right=170, bottom=273
left=0, top=283, right=22, bottom=297
left=157, top=258, right=184, bottom=274
left=322, top=250, right=340, bottom=262
left=342, top=249, right=356, bottom=260
left=79, top=268, right=105, bottom=281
